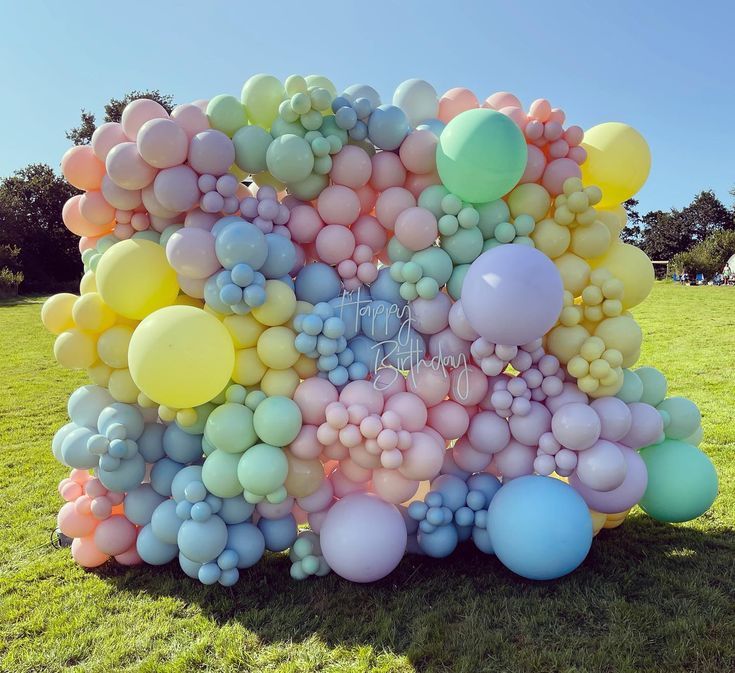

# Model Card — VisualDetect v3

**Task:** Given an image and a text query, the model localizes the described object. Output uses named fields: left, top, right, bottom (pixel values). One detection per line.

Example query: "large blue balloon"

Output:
left=295, top=263, right=342, bottom=304
left=368, top=105, right=410, bottom=150
left=226, top=522, right=266, bottom=568
left=487, top=476, right=593, bottom=580
left=215, top=220, right=268, bottom=270
left=136, top=523, right=178, bottom=565
left=258, top=514, right=297, bottom=552
left=260, top=233, right=296, bottom=279
left=163, top=423, right=204, bottom=464
left=124, top=484, right=166, bottom=526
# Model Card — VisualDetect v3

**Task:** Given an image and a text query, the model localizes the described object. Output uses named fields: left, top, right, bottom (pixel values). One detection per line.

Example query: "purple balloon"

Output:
left=570, top=445, right=647, bottom=513
left=166, top=228, right=220, bottom=279
left=141, top=183, right=179, bottom=218
left=620, top=402, right=664, bottom=450
left=461, top=245, right=563, bottom=346
left=574, top=439, right=627, bottom=492
left=189, top=130, right=235, bottom=176
left=153, top=165, right=200, bottom=213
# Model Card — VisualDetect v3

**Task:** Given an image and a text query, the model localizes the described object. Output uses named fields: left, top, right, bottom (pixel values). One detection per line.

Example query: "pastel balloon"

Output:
left=61, top=145, right=106, bottom=191
left=121, top=98, right=169, bottom=140
left=91, top=122, right=128, bottom=162
left=330, top=145, right=372, bottom=189
left=438, top=88, right=479, bottom=123
left=394, top=207, right=438, bottom=251
left=575, top=439, right=627, bottom=492
left=71, top=536, right=109, bottom=568
left=101, top=175, right=142, bottom=211
left=620, top=402, right=663, bottom=449
left=171, top=103, right=210, bottom=139
left=393, top=79, right=439, bottom=127
left=189, top=130, right=236, bottom=176
left=106, top=142, right=157, bottom=190
left=551, top=402, right=601, bottom=450
left=399, top=130, right=438, bottom=174
left=137, top=118, right=189, bottom=168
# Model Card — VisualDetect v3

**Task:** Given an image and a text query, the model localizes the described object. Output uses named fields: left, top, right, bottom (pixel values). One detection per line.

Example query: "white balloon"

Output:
left=393, top=79, right=439, bottom=128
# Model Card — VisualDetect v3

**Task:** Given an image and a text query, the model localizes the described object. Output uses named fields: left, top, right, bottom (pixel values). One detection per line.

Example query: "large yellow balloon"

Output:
left=224, top=313, right=266, bottom=349
left=581, top=123, right=651, bottom=207
left=72, top=292, right=116, bottom=333
left=241, top=74, right=285, bottom=129
left=96, top=239, right=179, bottom=320
left=589, top=242, right=654, bottom=309
left=129, top=306, right=234, bottom=409
left=41, top=293, right=77, bottom=335
left=54, top=329, right=97, bottom=369
left=251, top=280, right=296, bottom=326
left=257, top=326, right=299, bottom=369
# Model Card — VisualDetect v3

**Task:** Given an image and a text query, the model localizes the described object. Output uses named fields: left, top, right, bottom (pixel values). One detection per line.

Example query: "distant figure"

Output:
left=680, top=272, right=689, bottom=285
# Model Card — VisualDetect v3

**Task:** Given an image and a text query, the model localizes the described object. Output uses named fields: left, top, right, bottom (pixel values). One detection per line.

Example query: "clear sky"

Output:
left=1, top=0, right=733, bottom=215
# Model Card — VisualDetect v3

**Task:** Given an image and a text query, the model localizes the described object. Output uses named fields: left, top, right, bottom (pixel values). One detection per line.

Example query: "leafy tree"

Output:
left=0, top=164, right=81, bottom=291
left=676, top=190, right=733, bottom=242
left=66, top=90, right=176, bottom=145
left=671, top=230, right=735, bottom=279
left=620, top=198, right=643, bottom=247
left=639, top=209, right=688, bottom=260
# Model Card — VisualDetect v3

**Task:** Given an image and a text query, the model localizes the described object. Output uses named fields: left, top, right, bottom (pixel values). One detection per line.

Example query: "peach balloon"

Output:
left=352, top=215, right=387, bottom=252
left=115, top=545, right=143, bottom=565
left=106, top=142, right=157, bottom=190
left=484, top=92, right=522, bottom=110
left=171, top=103, right=210, bottom=140
left=289, top=424, right=322, bottom=460
left=449, top=364, right=488, bottom=406
left=370, top=151, right=406, bottom=192
left=91, top=122, right=127, bottom=162
left=317, top=185, right=361, bottom=226
left=63, top=195, right=112, bottom=237
left=438, top=87, right=479, bottom=123
left=330, top=145, right=372, bottom=189
left=294, top=377, right=339, bottom=424
left=372, top=368, right=407, bottom=399
left=375, top=187, right=416, bottom=231
left=61, top=145, right=106, bottom=191
left=404, top=171, right=442, bottom=199
left=499, top=106, right=528, bottom=131
left=384, top=391, right=428, bottom=431
left=399, top=129, right=438, bottom=174
left=79, top=236, right=102, bottom=253
left=394, top=207, right=438, bottom=251
left=71, top=535, right=110, bottom=568
left=542, top=158, right=582, bottom=196
left=427, top=400, right=470, bottom=440
left=339, top=380, right=384, bottom=415
left=400, top=432, right=444, bottom=481
left=355, top=184, right=377, bottom=214
left=101, top=174, right=143, bottom=211
left=121, top=98, right=169, bottom=140
left=316, top=225, right=356, bottom=265
left=407, top=363, right=450, bottom=406
left=520, top=145, right=547, bottom=184
left=371, top=468, right=418, bottom=504
left=288, top=205, right=324, bottom=243
left=79, top=191, right=115, bottom=226
left=93, top=515, right=137, bottom=556
left=57, top=501, right=98, bottom=538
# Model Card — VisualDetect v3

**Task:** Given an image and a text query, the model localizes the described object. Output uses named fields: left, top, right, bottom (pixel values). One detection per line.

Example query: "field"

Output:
left=1, top=282, right=733, bottom=673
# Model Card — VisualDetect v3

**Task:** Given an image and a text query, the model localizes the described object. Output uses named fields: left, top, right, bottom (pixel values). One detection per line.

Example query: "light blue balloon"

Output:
left=178, top=516, right=228, bottom=563
left=67, top=384, right=113, bottom=428
left=343, top=84, right=381, bottom=108
left=61, top=426, right=99, bottom=469
left=97, top=402, right=144, bottom=440
left=456, top=523, right=473, bottom=542
left=329, top=288, right=369, bottom=340
left=467, top=473, right=502, bottom=504
left=215, top=220, right=268, bottom=270
left=150, top=499, right=182, bottom=544
left=226, top=522, right=266, bottom=568
left=257, top=514, right=297, bottom=552
left=150, top=457, right=186, bottom=496
left=124, top=484, right=166, bottom=526
left=416, top=118, right=445, bottom=137
left=137, top=523, right=178, bottom=565
left=52, top=422, right=77, bottom=463
left=162, top=423, right=203, bottom=464
left=198, top=562, right=221, bottom=585
left=137, top=423, right=165, bottom=463
left=472, top=526, right=495, bottom=554
left=383, top=329, right=425, bottom=370
left=171, top=465, right=205, bottom=502
left=430, top=474, right=470, bottom=512
left=97, top=453, right=145, bottom=493
left=369, top=268, right=406, bottom=307
left=294, top=263, right=341, bottom=304
left=487, top=476, right=593, bottom=580
left=204, top=272, right=234, bottom=314
left=361, top=300, right=402, bottom=341
left=260, top=233, right=296, bottom=279
left=349, top=335, right=383, bottom=371
left=219, top=567, right=239, bottom=586
left=178, top=552, right=202, bottom=579
left=211, top=215, right=245, bottom=238
left=368, top=105, right=410, bottom=150
left=417, top=524, right=458, bottom=558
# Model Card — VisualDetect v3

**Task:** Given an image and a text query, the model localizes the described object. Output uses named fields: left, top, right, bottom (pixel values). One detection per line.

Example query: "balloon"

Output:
left=581, top=122, right=651, bottom=207
left=393, top=79, right=439, bottom=127
left=41, top=293, right=78, bottom=335
left=137, top=118, right=188, bottom=168
left=206, top=94, right=248, bottom=137
left=487, top=476, right=592, bottom=580
left=253, top=396, right=302, bottom=446
left=368, top=105, right=410, bottom=151
left=61, top=145, right=106, bottom=191
left=589, top=242, right=654, bottom=309
left=121, top=98, right=169, bottom=140
left=266, top=134, right=314, bottom=183
left=241, top=74, right=285, bottom=128
left=320, top=493, right=407, bottom=582
left=129, top=305, right=235, bottom=408
left=436, top=109, right=526, bottom=203
left=233, top=125, right=273, bottom=174
left=106, top=142, right=157, bottom=190
left=166, top=228, right=220, bottom=280
left=189, top=130, right=235, bottom=176
left=657, top=396, right=701, bottom=440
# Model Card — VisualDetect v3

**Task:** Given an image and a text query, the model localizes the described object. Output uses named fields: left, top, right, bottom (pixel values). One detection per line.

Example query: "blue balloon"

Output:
left=97, top=402, right=144, bottom=440
left=417, top=524, right=458, bottom=558
left=150, top=499, right=182, bottom=544
left=60, top=426, right=98, bottom=469
left=219, top=496, right=256, bottom=524
left=136, top=523, right=178, bottom=565
left=487, top=476, right=593, bottom=580
left=124, top=484, right=166, bottom=526
left=150, top=457, right=186, bottom=496
left=295, top=263, right=342, bottom=304
left=383, top=329, right=425, bottom=370
left=137, top=423, right=166, bottom=462
left=472, top=526, right=495, bottom=554
left=416, top=118, right=446, bottom=137
left=467, top=473, right=502, bottom=504
left=178, top=552, right=202, bottom=579
left=343, top=84, right=381, bottom=109
left=204, top=272, right=234, bottom=314
left=215, top=220, right=268, bottom=270
left=260, top=233, right=296, bottom=279
left=163, top=424, right=204, bottom=464
left=198, top=562, right=221, bottom=585
left=257, top=514, right=297, bottom=552
left=360, top=300, right=402, bottom=341
left=226, top=522, right=266, bottom=568
left=368, top=105, right=410, bottom=150
left=456, top=524, right=473, bottom=542
left=211, top=215, right=247, bottom=237
left=170, top=465, right=204, bottom=502
left=369, top=268, right=406, bottom=307
left=329, top=288, right=369, bottom=340
left=349, top=335, right=383, bottom=372
left=178, top=516, right=228, bottom=563
left=96, top=453, right=145, bottom=493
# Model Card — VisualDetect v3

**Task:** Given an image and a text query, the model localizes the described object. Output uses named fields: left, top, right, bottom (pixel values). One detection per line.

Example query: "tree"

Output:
left=66, top=90, right=176, bottom=145
left=676, top=190, right=733, bottom=242
left=671, top=230, right=735, bottom=279
left=620, top=198, right=643, bottom=247
left=639, top=210, right=688, bottom=260
left=0, top=164, right=81, bottom=291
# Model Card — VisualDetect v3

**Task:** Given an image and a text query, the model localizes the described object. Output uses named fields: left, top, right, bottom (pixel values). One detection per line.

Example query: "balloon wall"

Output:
left=43, top=75, right=718, bottom=584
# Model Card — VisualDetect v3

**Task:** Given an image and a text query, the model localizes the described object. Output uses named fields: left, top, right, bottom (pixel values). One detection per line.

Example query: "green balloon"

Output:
left=639, top=440, right=718, bottom=523
left=387, top=237, right=414, bottom=263
left=237, top=443, right=288, bottom=496
left=202, top=449, right=243, bottom=498
left=177, top=402, right=215, bottom=435
left=266, top=134, right=314, bottom=184
left=159, top=225, right=182, bottom=249
left=241, top=74, right=285, bottom=129
left=270, top=117, right=306, bottom=139
left=440, top=227, right=484, bottom=264
left=446, top=264, right=470, bottom=300
left=319, top=116, right=348, bottom=145
left=233, top=125, right=272, bottom=174
left=413, top=246, right=453, bottom=286
left=253, top=396, right=302, bottom=446
left=417, top=185, right=450, bottom=218
left=477, top=200, right=511, bottom=237
left=207, top=94, right=248, bottom=137
left=656, top=397, right=701, bottom=440
left=616, top=369, right=643, bottom=403
left=288, top=172, right=329, bottom=201
left=204, top=402, right=257, bottom=453
left=436, top=109, right=527, bottom=204
left=635, top=366, right=667, bottom=406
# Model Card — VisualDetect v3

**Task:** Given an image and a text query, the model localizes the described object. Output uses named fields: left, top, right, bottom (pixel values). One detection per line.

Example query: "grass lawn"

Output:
left=1, top=282, right=733, bottom=673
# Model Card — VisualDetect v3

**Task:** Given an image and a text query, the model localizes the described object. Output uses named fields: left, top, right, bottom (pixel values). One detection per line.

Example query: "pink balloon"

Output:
left=371, top=468, right=419, bottom=504
left=79, top=191, right=115, bottom=226
left=91, top=122, right=127, bottom=162
left=427, top=400, right=469, bottom=440
left=57, top=501, right=98, bottom=538
left=289, top=424, right=322, bottom=460
left=130, top=212, right=150, bottom=232
left=113, top=223, right=133, bottom=239
left=467, top=411, right=511, bottom=454
left=356, top=184, right=377, bottom=214
left=520, top=144, right=547, bottom=184
left=410, top=292, right=451, bottom=335
left=177, top=274, right=206, bottom=299
left=438, top=87, right=479, bottom=123
left=101, top=174, right=142, bottom=211
left=370, top=151, right=406, bottom=192
left=427, top=328, right=471, bottom=363
left=493, top=440, right=536, bottom=479
left=121, top=98, right=169, bottom=140
left=184, top=208, right=218, bottom=231
left=288, top=205, right=323, bottom=244
left=372, top=368, right=406, bottom=399
left=93, top=515, right=136, bottom=556
left=375, top=187, right=416, bottom=231
left=339, top=380, right=384, bottom=415
left=149, top=214, right=175, bottom=233
left=188, top=130, right=235, bottom=176
left=141, top=183, right=180, bottom=218
left=166, top=228, right=220, bottom=279
left=449, top=364, right=488, bottom=406
left=352, top=215, right=387, bottom=252
left=545, top=382, right=589, bottom=414
left=407, top=363, right=450, bottom=407
left=153, top=165, right=200, bottom=213
left=394, top=207, right=438, bottom=251
left=399, top=432, right=444, bottom=481
left=79, top=236, right=102, bottom=252
left=330, top=145, right=372, bottom=189
left=71, top=535, right=109, bottom=568
left=528, top=99, right=552, bottom=122
left=384, top=392, right=427, bottom=432
left=452, top=436, right=492, bottom=472
left=448, top=300, right=479, bottom=341
left=548, top=139, right=570, bottom=159
left=317, top=185, right=361, bottom=226
left=137, top=118, right=189, bottom=169
left=330, top=466, right=369, bottom=498
left=404, top=171, right=442, bottom=199
left=590, top=397, right=633, bottom=442
left=297, top=478, right=334, bottom=513
left=499, top=106, right=528, bottom=132
left=294, top=378, right=339, bottom=425
left=484, top=92, right=522, bottom=110
left=115, top=545, right=143, bottom=566
left=575, top=439, right=627, bottom=492
left=171, top=103, right=210, bottom=140
left=105, top=142, right=157, bottom=190
left=508, top=401, right=551, bottom=446
left=551, top=402, right=601, bottom=450
left=542, top=158, right=582, bottom=196
left=341, top=457, right=373, bottom=483
left=399, top=130, right=438, bottom=174
left=620, top=402, right=664, bottom=450
left=564, top=125, right=584, bottom=147
left=316, top=225, right=356, bottom=265
left=567, top=146, right=587, bottom=165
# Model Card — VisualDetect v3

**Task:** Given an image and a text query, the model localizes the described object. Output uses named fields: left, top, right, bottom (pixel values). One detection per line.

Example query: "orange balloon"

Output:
left=79, top=191, right=115, bottom=226
left=284, top=451, right=324, bottom=498
left=63, top=195, right=114, bottom=238
left=438, top=87, right=479, bottom=124
left=61, top=145, right=106, bottom=191
left=71, top=535, right=110, bottom=567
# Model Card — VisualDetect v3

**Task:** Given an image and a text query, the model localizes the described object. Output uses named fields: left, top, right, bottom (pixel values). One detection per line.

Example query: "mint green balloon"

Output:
left=656, top=397, right=701, bottom=440
left=288, top=173, right=328, bottom=201
left=477, top=199, right=511, bottom=240
left=616, top=369, right=643, bottom=403
left=253, top=396, right=302, bottom=446
left=639, top=440, right=717, bottom=523
left=207, top=94, right=248, bottom=137
left=440, top=227, right=484, bottom=264
left=270, top=117, right=306, bottom=139
left=233, top=126, right=272, bottom=174
left=237, top=443, right=288, bottom=496
left=177, top=402, right=215, bottom=435
left=388, top=237, right=414, bottom=263
left=159, top=225, right=182, bottom=249
left=202, top=449, right=243, bottom=498
left=635, top=366, right=667, bottom=406
left=447, top=264, right=470, bottom=300
left=319, top=116, right=348, bottom=145
left=436, top=109, right=527, bottom=203
left=266, top=134, right=314, bottom=184
left=412, top=246, right=453, bottom=286
left=204, top=402, right=257, bottom=453
left=417, top=184, right=450, bottom=218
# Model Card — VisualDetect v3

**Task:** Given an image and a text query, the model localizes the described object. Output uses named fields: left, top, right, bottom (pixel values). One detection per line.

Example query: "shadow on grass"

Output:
left=0, top=294, right=47, bottom=307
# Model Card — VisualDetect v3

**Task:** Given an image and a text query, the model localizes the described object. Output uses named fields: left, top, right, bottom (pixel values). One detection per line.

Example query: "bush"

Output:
left=671, top=230, right=735, bottom=280
left=0, top=267, right=23, bottom=297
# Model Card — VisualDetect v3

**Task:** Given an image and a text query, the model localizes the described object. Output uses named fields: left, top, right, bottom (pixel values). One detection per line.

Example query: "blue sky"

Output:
left=1, top=0, right=733, bottom=215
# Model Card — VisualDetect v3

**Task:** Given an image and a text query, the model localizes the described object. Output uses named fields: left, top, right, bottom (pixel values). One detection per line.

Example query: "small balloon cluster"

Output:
left=44, top=74, right=718, bottom=584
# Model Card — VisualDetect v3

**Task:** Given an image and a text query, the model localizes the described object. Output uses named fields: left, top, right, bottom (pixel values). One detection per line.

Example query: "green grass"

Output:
left=1, top=283, right=734, bottom=673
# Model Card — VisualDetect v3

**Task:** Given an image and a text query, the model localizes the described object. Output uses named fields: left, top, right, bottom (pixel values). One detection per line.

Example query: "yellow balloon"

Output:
left=604, top=509, right=631, bottom=529
left=97, top=324, right=133, bottom=369
left=241, top=74, right=285, bottom=128
left=175, top=294, right=204, bottom=308
left=257, top=326, right=299, bottom=370
left=594, top=315, right=642, bottom=364
left=588, top=369, right=624, bottom=398
left=224, top=313, right=266, bottom=349
left=251, top=280, right=296, bottom=326
left=554, top=253, right=591, bottom=296
left=41, top=293, right=78, bottom=335
left=590, top=509, right=607, bottom=535
left=506, top=183, right=551, bottom=222
left=54, top=329, right=97, bottom=369
left=260, top=367, right=300, bottom=397
left=129, top=306, right=234, bottom=409
left=530, top=218, right=570, bottom=259
left=87, top=360, right=112, bottom=386
left=597, top=205, right=627, bottom=235
left=545, top=324, right=590, bottom=365
left=284, top=450, right=324, bottom=498
left=96, top=239, right=179, bottom=320
left=108, top=368, right=139, bottom=403
left=252, top=171, right=286, bottom=192
left=233, top=347, right=267, bottom=386
left=72, top=292, right=116, bottom=333
left=570, top=220, right=612, bottom=259
left=293, top=353, right=318, bottom=379
left=589, top=242, right=654, bottom=309
left=79, top=271, right=97, bottom=294
left=305, top=75, right=337, bottom=98
left=581, top=123, right=651, bottom=207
